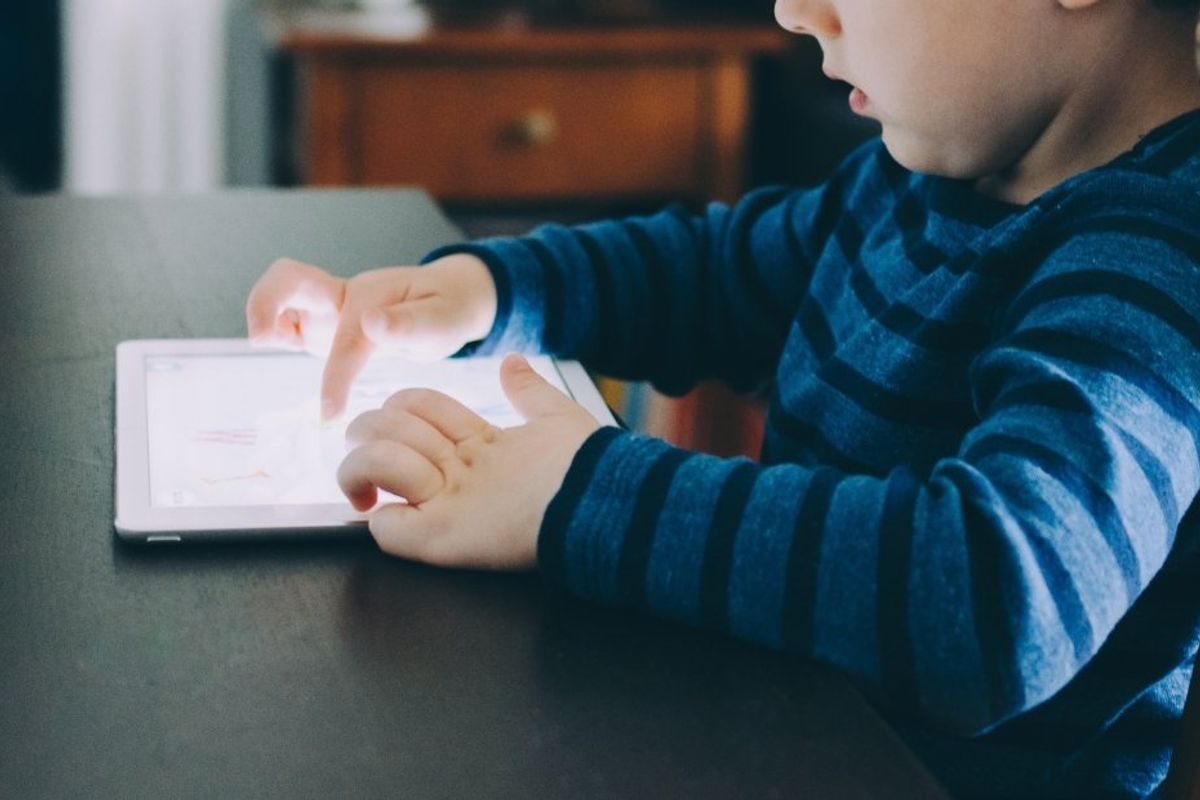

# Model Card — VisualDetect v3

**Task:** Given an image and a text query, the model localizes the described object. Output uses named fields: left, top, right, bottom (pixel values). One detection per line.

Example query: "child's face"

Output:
left=776, top=0, right=1077, bottom=181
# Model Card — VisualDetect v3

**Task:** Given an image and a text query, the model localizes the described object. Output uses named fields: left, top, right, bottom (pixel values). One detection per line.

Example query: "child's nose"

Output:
left=774, top=0, right=842, bottom=38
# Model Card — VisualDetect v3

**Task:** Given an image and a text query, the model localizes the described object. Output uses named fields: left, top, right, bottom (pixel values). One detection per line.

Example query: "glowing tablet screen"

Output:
left=144, top=353, right=565, bottom=508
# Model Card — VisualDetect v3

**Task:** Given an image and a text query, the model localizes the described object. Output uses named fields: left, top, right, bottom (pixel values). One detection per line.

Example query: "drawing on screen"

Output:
left=199, top=468, right=272, bottom=486
left=194, top=428, right=259, bottom=446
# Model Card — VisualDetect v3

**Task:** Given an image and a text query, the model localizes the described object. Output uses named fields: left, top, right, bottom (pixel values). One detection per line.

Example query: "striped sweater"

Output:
left=426, top=109, right=1200, bottom=799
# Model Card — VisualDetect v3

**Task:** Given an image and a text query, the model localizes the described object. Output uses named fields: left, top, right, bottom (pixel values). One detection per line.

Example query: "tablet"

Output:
left=115, top=339, right=617, bottom=543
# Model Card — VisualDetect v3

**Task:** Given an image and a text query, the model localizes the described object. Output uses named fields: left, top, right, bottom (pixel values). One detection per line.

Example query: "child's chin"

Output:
left=881, top=131, right=979, bottom=180
left=880, top=133, right=936, bottom=175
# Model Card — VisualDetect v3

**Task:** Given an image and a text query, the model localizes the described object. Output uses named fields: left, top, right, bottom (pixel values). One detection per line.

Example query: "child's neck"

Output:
left=975, top=21, right=1200, bottom=205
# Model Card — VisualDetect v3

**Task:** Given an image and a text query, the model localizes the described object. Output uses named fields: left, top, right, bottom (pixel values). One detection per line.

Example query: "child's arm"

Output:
left=517, top=201, right=1200, bottom=737
left=421, top=150, right=865, bottom=395
left=340, top=204, right=1199, bottom=737
left=326, top=147, right=1197, bottom=739
left=246, top=144, right=871, bottom=412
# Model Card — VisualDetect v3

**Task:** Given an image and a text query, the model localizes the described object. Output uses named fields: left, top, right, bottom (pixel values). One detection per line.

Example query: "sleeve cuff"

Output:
left=537, top=425, right=627, bottom=589
left=537, top=426, right=689, bottom=607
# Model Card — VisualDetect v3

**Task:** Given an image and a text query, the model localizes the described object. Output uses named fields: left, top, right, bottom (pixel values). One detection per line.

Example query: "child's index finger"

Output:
left=321, top=324, right=373, bottom=421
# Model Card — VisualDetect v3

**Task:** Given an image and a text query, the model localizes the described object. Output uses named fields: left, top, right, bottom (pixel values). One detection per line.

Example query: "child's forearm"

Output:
left=536, top=215, right=1200, bottom=737
left=538, top=418, right=1186, bottom=740
left=423, top=173, right=855, bottom=391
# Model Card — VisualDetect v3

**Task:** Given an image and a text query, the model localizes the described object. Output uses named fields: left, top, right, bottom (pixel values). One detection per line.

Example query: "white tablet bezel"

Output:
left=115, top=339, right=617, bottom=543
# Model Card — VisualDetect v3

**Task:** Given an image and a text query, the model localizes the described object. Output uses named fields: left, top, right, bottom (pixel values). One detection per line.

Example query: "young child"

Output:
left=246, top=1, right=1200, bottom=797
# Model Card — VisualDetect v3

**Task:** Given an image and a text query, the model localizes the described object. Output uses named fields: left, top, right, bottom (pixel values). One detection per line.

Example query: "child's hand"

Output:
left=337, top=354, right=601, bottom=570
left=245, top=254, right=498, bottom=420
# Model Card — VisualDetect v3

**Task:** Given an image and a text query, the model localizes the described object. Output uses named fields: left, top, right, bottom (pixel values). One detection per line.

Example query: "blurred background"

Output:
left=0, top=0, right=881, bottom=452
left=1, top=0, right=877, bottom=203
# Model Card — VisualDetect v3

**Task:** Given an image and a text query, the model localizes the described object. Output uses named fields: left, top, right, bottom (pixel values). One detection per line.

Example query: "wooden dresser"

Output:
left=273, top=6, right=788, bottom=205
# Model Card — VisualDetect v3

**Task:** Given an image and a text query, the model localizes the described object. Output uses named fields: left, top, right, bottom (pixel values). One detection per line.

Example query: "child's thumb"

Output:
left=500, top=354, right=571, bottom=421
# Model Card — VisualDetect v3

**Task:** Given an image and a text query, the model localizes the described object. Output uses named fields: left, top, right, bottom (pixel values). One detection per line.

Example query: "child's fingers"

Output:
left=246, top=291, right=287, bottom=344
left=382, top=388, right=494, bottom=444
left=245, top=269, right=291, bottom=340
left=246, top=258, right=342, bottom=342
left=246, top=307, right=274, bottom=343
left=499, top=353, right=576, bottom=421
left=345, top=407, right=457, bottom=469
left=321, top=316, right=373, bottom=421
left=337, top=440, right=444, bottom=512
left=267, top=309, right=302, bottom=348
left=368, top=502, right=442, bottom=563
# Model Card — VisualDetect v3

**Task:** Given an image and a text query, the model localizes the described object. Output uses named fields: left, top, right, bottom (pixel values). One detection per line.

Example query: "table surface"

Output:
left=0, top=189, right=949, bottom=799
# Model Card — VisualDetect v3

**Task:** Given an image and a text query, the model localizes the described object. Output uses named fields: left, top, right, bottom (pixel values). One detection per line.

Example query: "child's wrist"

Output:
left=431, top=253, right=498, bottom=342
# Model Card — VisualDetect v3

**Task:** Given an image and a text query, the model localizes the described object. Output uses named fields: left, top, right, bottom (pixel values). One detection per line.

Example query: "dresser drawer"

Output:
left=345, top=62, right=706, bottom=201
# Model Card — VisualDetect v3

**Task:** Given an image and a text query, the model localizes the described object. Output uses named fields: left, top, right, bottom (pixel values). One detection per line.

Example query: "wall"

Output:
left=64, top=0, right=231, bottom=193
left=0, top=0, right=61, bottom=191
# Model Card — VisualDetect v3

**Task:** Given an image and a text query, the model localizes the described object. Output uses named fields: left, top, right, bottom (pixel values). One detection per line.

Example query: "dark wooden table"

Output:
left=0, top=190, right=949, bottom=799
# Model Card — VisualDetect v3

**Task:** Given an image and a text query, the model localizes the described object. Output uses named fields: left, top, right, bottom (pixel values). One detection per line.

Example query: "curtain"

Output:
left=64, top=0, right=229, bottom=193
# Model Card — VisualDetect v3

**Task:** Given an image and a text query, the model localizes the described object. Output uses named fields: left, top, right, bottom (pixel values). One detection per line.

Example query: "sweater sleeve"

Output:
left=535, top=212, right=1200, bottom=737
left=422, top=147, right=876, bottom=395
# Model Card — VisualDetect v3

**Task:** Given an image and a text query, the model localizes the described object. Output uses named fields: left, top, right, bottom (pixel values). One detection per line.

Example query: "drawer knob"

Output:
left=507, top=109, right=559, bottom=148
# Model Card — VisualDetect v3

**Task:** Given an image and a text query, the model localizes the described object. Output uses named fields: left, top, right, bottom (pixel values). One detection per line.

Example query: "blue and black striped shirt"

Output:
left=429, top=109, right=1200, bottom=799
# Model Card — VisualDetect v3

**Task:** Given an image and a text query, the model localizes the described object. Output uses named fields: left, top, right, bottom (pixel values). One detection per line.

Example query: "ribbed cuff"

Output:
left=537, top=425, right=627, bottom=590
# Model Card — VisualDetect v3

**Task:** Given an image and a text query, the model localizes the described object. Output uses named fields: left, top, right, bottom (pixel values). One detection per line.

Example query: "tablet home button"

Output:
left=146, top=535, right=182, bottom=544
